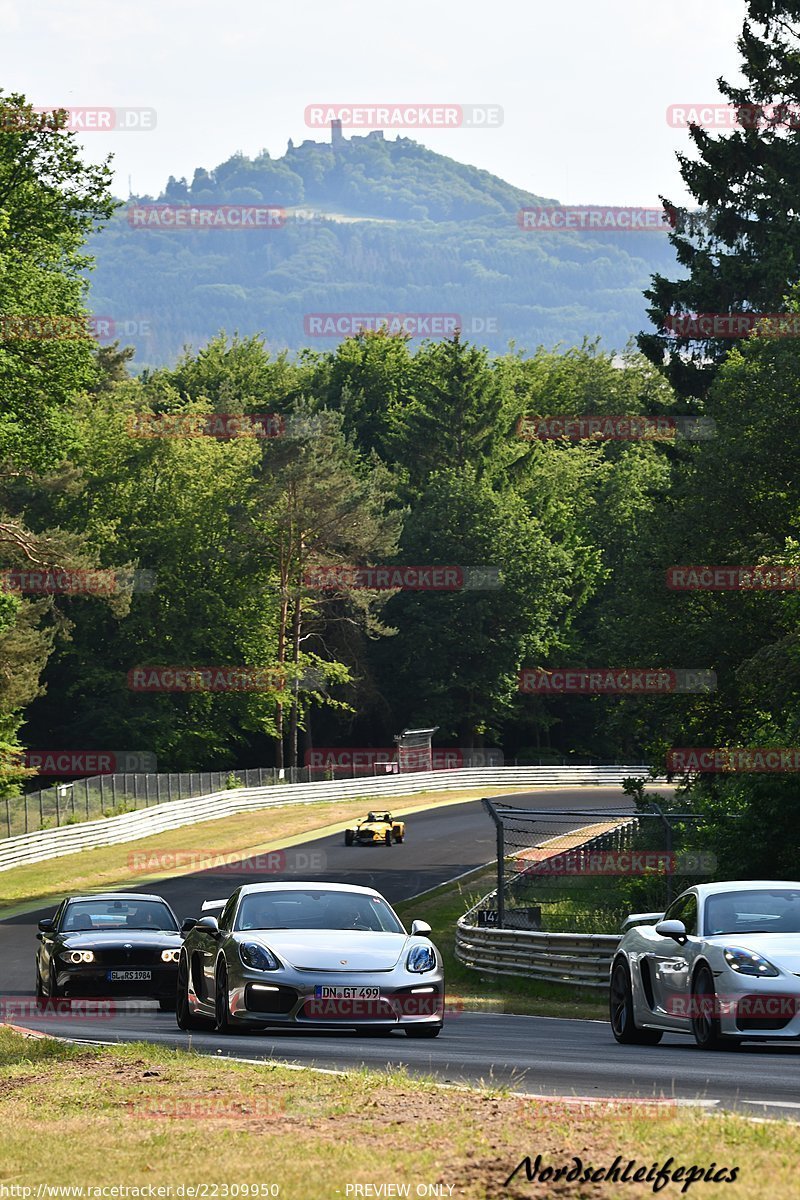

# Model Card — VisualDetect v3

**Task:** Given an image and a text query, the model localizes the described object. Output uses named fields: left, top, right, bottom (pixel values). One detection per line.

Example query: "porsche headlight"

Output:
left=239, top=941, right=280, bottom=971
left=723, top=947, right=779, bottom=977
left=406, top=944, right=436, bottom=973
left=63, top=950, right=94, bottom=964
left=161, top=949, right=180, bottom=963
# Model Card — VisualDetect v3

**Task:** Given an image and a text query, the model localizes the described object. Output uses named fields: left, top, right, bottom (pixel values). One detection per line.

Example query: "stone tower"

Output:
left=331, top=118, right=344, bottom=148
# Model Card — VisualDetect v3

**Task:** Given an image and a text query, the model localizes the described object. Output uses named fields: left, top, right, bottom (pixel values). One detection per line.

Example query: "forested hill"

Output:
left=86, top=130, right=680, bottom=365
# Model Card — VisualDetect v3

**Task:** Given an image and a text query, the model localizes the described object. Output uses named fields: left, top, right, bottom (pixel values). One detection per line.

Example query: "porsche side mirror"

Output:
left=410, top=920, right=432, bottom=936
left=37, top=918, right=54, bottom=933
left=195, top=916, right=220, bottom=936
left=655, top=919, right=687, bottom=943
left=180, top=918, right=197, bottom=935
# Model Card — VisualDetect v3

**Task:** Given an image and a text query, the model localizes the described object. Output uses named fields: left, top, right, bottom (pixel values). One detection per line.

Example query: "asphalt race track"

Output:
left=3, top=783, right=798, bottom=1119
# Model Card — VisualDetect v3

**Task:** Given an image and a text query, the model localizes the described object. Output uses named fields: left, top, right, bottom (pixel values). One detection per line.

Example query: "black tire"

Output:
left=394, top=829, right=404, bottom=843
left=344, top=830, right=354, bottom=846
left=35, top=962, right=45, bottom=999
left=404, top=1024, right=442, bottom=1038
left=609, top=959, right=662, bottom=1045
left=214, top=961, right=237, bottom=1034
left=175, top=952, right=213, bottom=1031
left=385, top=831, right=392, bottom=846
left=48, top=962, right=70, bottom=1005
left=691, top=965, right=729, bottom=1050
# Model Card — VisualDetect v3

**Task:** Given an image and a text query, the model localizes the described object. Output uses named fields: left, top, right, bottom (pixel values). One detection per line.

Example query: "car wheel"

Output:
left=215, top=962, right=237, bottom=1034
left=691, top=965, right=729, bottom=1050
left=176, top=952, right=213, bottom=1031
left=385, top=831, right=392, bottom=846
left=48, top=962, right=70, bottom=1007
left=609, top=960, right=662, bottom=1045
left=344, top=830, right=354, bottom=846
left=404, top=1024, right=442, bottom=1038
left=395, top=831, right=404, bottom=843
left=35, top=963, right=45, bottom=1001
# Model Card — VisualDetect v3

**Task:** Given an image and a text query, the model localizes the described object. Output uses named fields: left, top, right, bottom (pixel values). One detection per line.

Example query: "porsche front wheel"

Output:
left=609, top=960, right=662, bottom=1045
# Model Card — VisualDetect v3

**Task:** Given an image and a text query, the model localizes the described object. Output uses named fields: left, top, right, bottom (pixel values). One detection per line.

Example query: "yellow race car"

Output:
left=344, top=812, right=405, bottom=846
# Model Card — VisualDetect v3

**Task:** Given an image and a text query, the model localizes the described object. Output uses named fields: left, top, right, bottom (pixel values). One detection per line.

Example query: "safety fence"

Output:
left=0, top=764, right=656, bottom=871
left=455, top=798, right=715, bottom=988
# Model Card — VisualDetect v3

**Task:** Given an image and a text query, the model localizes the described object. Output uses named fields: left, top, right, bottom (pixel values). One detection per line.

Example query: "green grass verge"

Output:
left=0, top=1026, right=793, bottom=1198
left=396, top=871, right=608, bottom=1020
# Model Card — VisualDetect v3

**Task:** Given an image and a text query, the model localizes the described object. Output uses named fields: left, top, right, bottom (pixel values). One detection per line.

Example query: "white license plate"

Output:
left=107, top=970, right=152, bottom=982
left=314, top=986, right=380, bottom=1000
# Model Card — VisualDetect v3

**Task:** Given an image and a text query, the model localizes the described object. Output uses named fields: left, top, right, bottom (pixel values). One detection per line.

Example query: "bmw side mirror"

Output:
left=180, top=918, right=197, bottom=935
left=655, top=919, right=687, bottom=944
left=410, top=920, right=432, bottom=936
left=37, top=918, right=54, bottom=933
left=195, top=915, right=220, bottom=936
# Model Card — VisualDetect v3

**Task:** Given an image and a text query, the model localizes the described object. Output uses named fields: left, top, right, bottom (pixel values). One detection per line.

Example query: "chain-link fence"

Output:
left=471, top=799, right=717, bottom=935
left=1, top=767, right=317, bottom=838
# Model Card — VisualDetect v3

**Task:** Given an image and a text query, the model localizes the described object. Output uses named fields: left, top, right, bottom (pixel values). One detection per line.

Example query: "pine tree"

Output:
left=639, top=1, right=800, bottom=398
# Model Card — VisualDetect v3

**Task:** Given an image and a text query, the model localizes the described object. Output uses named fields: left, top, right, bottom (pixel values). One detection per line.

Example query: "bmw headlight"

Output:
left=239, top=941, right=280, bottom=971
left=723, top=947, right=779, bottom=977
left=63, top=950, right=94, bottom=964
left=161, top=949, right=180, bottom=963
left=406, top=944, right=436, bottom=973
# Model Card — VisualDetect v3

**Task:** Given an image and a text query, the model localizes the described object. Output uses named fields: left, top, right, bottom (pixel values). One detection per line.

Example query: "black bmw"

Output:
left=35, top=892, right=182, bottom=1010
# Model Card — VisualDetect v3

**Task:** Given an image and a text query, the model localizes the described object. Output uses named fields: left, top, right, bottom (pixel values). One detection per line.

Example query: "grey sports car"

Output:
left=176, top=881, right=444, bottom=1036
left=610, top=880, right=800, bottom=1049
left=36, top=892, right=182, bottom=1009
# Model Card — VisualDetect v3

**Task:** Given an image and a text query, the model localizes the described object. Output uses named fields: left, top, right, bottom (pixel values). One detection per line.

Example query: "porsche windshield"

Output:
left=704, top=889, right=800, bottom=936
left=61, top=899, right=178, bottom=932
left=235, top=890, right=404, bottom=933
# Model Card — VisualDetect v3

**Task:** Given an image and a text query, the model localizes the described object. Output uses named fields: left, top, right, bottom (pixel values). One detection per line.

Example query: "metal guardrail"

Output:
left=0, top=765, right=655, bottom=873
left=454, top=922, right=620, bottom=989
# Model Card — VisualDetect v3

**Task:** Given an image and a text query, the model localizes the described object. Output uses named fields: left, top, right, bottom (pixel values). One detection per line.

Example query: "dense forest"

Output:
left=6, top=0, right=800, bottom=882
left=86, top=131, right=680, bottom=364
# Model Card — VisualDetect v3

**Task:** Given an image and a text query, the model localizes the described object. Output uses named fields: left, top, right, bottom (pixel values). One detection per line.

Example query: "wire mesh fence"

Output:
left=1, top=767, right=313, bottom=839
left=471, top=799, right=718, bottom=935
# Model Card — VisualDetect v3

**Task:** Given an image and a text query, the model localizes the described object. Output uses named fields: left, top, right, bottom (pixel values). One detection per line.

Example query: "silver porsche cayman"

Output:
left=176, top=881, right=444, bottom=1036
left=610, top=880, right=800, bottom=1049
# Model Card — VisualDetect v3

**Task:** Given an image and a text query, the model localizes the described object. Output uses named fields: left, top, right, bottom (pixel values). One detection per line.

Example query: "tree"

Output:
left=639, top=2, right=800, bottom=399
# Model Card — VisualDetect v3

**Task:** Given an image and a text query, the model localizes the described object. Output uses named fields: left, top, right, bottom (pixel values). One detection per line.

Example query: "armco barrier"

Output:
left=0, top=766, right=655, bottom=873
left=454, top=921, right=621, bottom=989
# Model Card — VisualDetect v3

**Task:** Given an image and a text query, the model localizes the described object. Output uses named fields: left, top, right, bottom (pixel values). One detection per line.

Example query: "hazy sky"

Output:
left=2, top=0, right=747, bottom=206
